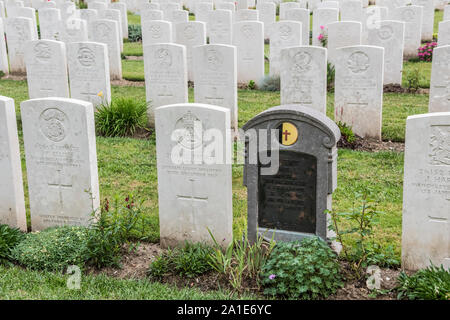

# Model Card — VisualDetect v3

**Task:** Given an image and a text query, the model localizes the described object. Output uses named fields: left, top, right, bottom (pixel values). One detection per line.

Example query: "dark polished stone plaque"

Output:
left=258, top=150, right=317, bottom=234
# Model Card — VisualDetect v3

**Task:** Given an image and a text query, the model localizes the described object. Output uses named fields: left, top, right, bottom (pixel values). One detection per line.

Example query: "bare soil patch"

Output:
left=338, top=136, right=405, bottom=153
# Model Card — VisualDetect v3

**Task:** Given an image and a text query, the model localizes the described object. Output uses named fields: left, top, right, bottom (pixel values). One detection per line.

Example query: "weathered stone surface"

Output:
left=394, top=5, right=423, bottom=58
left=367, top=20, right=405, bottom=85
left=334, top=45, right=384, bottom=140
left=175, top=21, right=206, bottom=81
left=269, top=21, right=302, bottom=76
left=326, top=21, right=362, bottom=65
left=312, top=7, right=338, bottom=46
left=155, top=103, right=233, bottom=248
left=280, top=46, right=327, bottom=114
left=67, top=41, right=111, bottom=108
left=438, top=20, right=450, bottom=47
left=21, top=97, right=100, bottom=231
left=193, top=44, right=238, bottom=132
left=429, top=45, right=450, bottom=113
left=402, top=112, right=450, bottom=271
left=284, top=8, right=310, bottom=46
left=208, top=9, right=232, bottom=45
left=0, top=96, right=27, bottom=231
left=5, top=17, right=37, bottom=74
left=24, top=40, right=69, bottom=99
left=144, top=43, right=188, bottom=124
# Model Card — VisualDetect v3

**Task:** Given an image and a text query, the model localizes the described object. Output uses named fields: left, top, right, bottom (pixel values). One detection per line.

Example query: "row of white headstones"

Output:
left=0, top=93, right=449, bottom=271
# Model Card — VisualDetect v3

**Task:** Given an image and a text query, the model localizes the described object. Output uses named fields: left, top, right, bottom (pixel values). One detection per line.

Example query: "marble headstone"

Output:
left=21, top=97, right=100, bottom=231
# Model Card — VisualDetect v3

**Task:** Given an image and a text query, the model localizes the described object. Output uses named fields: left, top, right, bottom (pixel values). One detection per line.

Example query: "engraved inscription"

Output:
left=39, top=108, right=69, bottom=142
left=258, top=151, right=317, bottom=234
left=429, top=125, right=450, bottom=166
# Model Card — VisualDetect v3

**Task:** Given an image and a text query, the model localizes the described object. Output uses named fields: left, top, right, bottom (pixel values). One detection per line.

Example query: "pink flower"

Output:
left=320, top=25, right=325, bottom=30
left=318, top=34, right=324, bottom=40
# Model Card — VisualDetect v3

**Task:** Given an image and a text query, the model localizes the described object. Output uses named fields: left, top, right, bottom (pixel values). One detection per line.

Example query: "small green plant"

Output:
left=0, top=224, right=25, bottom=266
left=77, top=1, right=88, bottom=9
left=86, top=195, right=145, bottom=269
left=208, top=230, right=275, bottom=292
left=257, top=75, right=280, bottom=92
left=128, top=24, right=142, bottom=42
left=95, top=97, right=149, bottom=137
left=405, top=66, right=422, bottom=92
left=397, top=264, right=450, bottom=300
left=261, top=237, right=343, bottom=299
left=328, top=191, right=394, bottom=279
left=10, top=226, right=89, bottom=272
left=337, top=121, right=356, bottom=144
left=148, top=242, right=214, bottom=279
left=248, top=80, right=256, bottom=90
left=0, top=71, right=5, bottom=79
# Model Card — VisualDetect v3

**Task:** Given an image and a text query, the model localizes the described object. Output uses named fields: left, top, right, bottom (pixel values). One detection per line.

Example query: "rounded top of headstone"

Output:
left=243, top=104, right=341, bottom=145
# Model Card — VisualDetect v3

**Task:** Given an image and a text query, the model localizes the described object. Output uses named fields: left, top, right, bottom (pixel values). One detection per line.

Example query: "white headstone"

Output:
left=269, top=21, right=302, bottom=76
left=341, top=0, right=363, bottom=22
left=5, top=17, right=37, bottom=74
left=0, top=96, right=27, bottom=231
left=143, top=43, right=187, bottom=124
left=88, top=1, right=107, bottom=11
left=402, top=112, right=450, bottom=271
left=24, top=40, right=69, bottom=99
left=110, top=2, right=129, bottom=39
left=256, top=2, right=275, bottom=39
left=445, top=5, right=450, bottom=21
left=0, top=2, right=5, bottom=19
left=376, top=0, right=405, bottom=19
left=334, top=45, right=384, bottom=140
left=208, top=9, right=232, bottom=45
left=155, top=103, right=233, bottom=248
left=142, top=20, right=172, bottom=46
left=236, top=0, right=249, bottom=10
left=195, top=2, right=213, bottom=23
left=141, top=9, right=164, bottom=22
left=59, top=18, right=89, bottom=43
left=67, top=41, right=111, bottom=107
left=15, top=7, right=38, bottom=39
left=279, top=2, right=300, bottom=20
left=0, top=18, right=8, bottom=75
left=193, top=44, right=238, bottom=132
left=438, top=21, right=450, bottom=47
left=411, top=0, right=434, bottom=41
left=312, top=7, right=339, bottom=46
left=284, top=8, right=310, bottom=46
left=327, top=21, right=362, bottom=65
left=39, top=7, right=62, bottom=40
left=361, top=6, right=389, bottom=44
left=429, top=45, right=450, bottom=113
left=21, top=97, right=100, bottom=231
left=233, top=21, right=264, bottom=83
left=235, top=9, right=258, bottom=21
left=99, top=9, right=123, bottom=50
left=280, top=46, right=327, bottom=114
left=175, top=21, right=206, bottom=81
left=367, top=20, right=405, bottom=86
left=395, top=5, right=423, bottom=58
left=91, top=19, right=122, bottom=80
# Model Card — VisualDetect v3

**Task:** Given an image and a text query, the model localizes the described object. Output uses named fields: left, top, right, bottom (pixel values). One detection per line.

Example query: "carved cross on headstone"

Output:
left=81, top=83, right=99, bottom=102
left=176, top=178, right=208, bottom=234
left=47, top=168, right=73, bottom=215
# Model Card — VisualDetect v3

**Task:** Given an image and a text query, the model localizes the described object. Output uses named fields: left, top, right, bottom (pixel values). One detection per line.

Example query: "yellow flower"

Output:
left=98, top=91, right=103, bottom=97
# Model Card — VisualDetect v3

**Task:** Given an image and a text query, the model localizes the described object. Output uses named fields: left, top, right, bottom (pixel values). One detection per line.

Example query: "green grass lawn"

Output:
left=0, top=265, right=255, bottom=299
left=0, top=79, right=415, bottom=260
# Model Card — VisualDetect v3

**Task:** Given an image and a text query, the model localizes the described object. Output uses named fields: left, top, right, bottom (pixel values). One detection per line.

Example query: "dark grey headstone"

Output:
left=243, top=104, right=340, bottom=243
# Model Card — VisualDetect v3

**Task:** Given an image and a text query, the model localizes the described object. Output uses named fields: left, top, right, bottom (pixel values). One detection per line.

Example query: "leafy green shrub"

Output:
left=337, top=121, right=356, bottom=144
left=86, top=195, right=147, bottom=269
left=77, top=1, right=88, bottom=9
left=405, top=66, right=422, bottom=92
left=257, top=75, right=280, bottom=91
left=248, top=80, right=256, bottom=90
left=208, top=231, right=275, bottom=291
left=148, top=242, right=214, bottom=279
left=128, top=24, right=142, bottom=42
left=261, top=237, right=343, bottom=299
left=95, top=97, right=149, bottom=137
left=0, top=224, right=25, bottom=265
left=397, top=264, right=450, bottom=300
left=328, top=191, right=398, bottom=279
left=0, top=71, right=5, bottom=79
left=10, top=226, right=89, bottom=272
